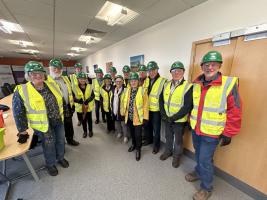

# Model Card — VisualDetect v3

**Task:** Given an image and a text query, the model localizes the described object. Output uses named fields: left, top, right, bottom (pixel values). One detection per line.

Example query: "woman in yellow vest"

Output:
left=185, top=51, right=242, bottom=200
left=93, top=68, right=106, bottom=124
left=122, top=72, right=149, bottom=161
left=100, top=74, right=115, bottom=133
left=12, top=61, right=68, bottom=176
left=159, top=61, right=193, bottom=168
left=74, top=72, right=95, bottom=138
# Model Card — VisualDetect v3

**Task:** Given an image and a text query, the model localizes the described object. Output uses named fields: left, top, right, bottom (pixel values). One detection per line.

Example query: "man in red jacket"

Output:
left=185, top=51, right=242, bottom=200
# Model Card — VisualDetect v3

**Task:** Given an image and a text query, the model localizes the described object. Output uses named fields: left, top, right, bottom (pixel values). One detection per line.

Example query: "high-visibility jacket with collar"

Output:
left=69, top=73, right=79, bottom=96
left=122, top=87, right=149, bottom=126
left=148, top=76, right=167, bottom=112
left=92, top=78, right=104, bottom=101
left=190, top=75, right=238, bottom=136
left=47, top=75, right=74, bottom=107
left=75, top=84, right=94, bottom=113
left=163, top=80, right=192, bottom=122
left=17, top=81, right=64, bottom=133
left=100, top=86, right=113, bottom=112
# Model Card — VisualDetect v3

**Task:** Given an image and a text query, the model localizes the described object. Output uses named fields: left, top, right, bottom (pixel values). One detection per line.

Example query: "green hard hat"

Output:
left=138, top=64, right=147, bottom=72
left=76, top=72, right=87, bottom=79
left=129, top=72, right=139, bottom=80
left=109, top=66, right=117, bottom=73
left=115, top=75, right=124, bottom=80
left=74, top=63, right=82, bottom=68
left=201, top=50, right=223, bottom=65
left=49, top=58, right=63, bottom=68
left=104, top=73, right=112, bottom=80
left=122, top=65, right=130, bottom=73
left=170, top=61, right=185, bottom=72
left=95, top=68, right=103, bottom=74
left=147, top=61, right=159, bottom=71
left=24, top=61, right=46, bottom=73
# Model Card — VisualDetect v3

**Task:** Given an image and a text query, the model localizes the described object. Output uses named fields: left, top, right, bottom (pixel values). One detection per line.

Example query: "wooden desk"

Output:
left=0, top=94, right=39, bottom=200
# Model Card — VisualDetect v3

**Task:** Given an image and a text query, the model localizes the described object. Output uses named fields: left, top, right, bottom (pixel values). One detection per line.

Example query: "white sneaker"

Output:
left=117, top=133, right=122, bottom=138
left=123, top=137, right=128, bottom=143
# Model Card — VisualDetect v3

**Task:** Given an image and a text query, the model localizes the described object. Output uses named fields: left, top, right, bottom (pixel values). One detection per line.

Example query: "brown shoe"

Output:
left=172, top=157, right=180, bottom=168
left=159, top=152, right=172, bottom=161
left=193, top=189, right=212, bottom=200
left=185, top=171, right=199, bottom=182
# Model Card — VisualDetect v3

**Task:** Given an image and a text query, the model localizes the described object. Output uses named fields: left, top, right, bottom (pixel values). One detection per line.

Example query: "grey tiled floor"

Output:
left=1, top=120, right=254, bottom=200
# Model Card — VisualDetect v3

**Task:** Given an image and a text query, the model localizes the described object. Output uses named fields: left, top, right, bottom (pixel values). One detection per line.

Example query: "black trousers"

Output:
left=77, top=112, right=93, bottom=133
left=144, top=111, right=161, bottom=149
left=105, top=111, right=115, bottom=131
left=95, top=100, right=106, bottom=121
left=64, top=116, right=75, bottom=143
left=127, top=120, right=142, bottom=151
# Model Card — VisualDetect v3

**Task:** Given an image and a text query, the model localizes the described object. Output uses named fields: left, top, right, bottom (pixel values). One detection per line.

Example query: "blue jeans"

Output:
left=192, top=130, right=219, bottom=191
left=35, top=121, right=65, bottom=167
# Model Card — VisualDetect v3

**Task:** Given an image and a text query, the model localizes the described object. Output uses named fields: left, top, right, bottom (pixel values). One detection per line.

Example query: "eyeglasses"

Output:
left=171, top=69, right=184, bottom=73
left=29, top=71, right=45, bottom=76
left=202, top=63, right=220, bottom=68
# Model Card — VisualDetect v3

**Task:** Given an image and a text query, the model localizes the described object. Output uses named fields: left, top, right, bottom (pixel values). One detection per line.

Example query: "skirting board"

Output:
left=183, top=148, right=267, bottom=200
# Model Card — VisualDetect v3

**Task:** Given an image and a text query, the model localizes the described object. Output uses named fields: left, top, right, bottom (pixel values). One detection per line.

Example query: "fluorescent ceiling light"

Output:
left=67, top=53, right=79, bottom=57
left=21, top=49, right=39, bottom=54
left=79, top=35, right=101, bottom=45
left=0, top=19, right=24, bottom=34
left=96, top=1, right=139, bottom=26
left=71, top=47, right=87, bottom=52
left=9, top=40, right=34, bottom=48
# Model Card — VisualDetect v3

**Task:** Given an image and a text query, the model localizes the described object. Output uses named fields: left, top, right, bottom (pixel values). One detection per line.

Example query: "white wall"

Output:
left=81, top=0, right=267, bottom=80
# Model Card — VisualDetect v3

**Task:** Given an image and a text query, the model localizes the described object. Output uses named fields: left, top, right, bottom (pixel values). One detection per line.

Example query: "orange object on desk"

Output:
left=0, top=110, right=4, bottom=128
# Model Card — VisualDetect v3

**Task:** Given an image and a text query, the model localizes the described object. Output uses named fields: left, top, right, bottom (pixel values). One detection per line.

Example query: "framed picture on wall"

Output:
left=106, top=62, right=113, bottom=73
left=130, top=54, right=144, bottom=68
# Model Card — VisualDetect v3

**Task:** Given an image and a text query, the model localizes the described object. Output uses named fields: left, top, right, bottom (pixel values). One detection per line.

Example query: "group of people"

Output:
left=12, top=50, right=242, bottom=200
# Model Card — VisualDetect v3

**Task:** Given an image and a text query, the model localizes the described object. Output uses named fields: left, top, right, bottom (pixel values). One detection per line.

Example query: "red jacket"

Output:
left=193, top=73, right=242, bottom=138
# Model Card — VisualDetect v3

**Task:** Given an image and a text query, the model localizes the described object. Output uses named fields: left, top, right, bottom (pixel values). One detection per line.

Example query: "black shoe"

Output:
left=95, top=120, right=99, bottom=124
left=159, top=152, right=172, bottom=160
left=67, top=140, right=80, bottom=146
left=172, top=157, right=180, bottom=168
left=89, top=131, right=93, bottom=137
left=47, top=165, right=58, bottom=176
left=103, top=119, right=107, bottom=123
left=83, top=132, right=87, bottom=138
left=128, top=145, right=136, bottom=152
left=142, top=140, right=152, bottom=146
left=152, top=148, right=159, bottom=154
left=58, top=158, right=69, bottom=168
left=136, top=150, right=141, bottom=161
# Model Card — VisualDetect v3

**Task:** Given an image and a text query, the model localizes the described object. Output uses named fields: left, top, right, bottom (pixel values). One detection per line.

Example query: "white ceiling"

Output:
left=0, top=0, right=207, bottom=60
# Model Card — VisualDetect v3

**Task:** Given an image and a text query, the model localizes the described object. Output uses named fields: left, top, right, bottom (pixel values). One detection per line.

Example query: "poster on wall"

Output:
left=106, top=62, right=113, bottom=73
left=12, top=66, right=26, bottom=84
left=93, top=64, right=98, bottom=71
left=0, top=65, right=15, bottom=86
left=130, top=54, right=144, bottom=68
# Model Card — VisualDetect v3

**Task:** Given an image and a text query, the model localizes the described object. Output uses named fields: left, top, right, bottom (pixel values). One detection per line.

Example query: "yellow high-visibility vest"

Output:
left=75, top=84, right=94, bottom=113
left=92, top=78, right=103, bottom=101
left=149, top=77, right=166, bottom=111
left=163, top=80, right=192, bottom=122
left=190, top=76, right=238, bottom=136
left=47, top=75, right=74, bottom=107
left=123, top=87, right=145, bottom=125
left=100, top=87, right=112, bottom=112
left=17, top=81, right=64, bottom=133
left=69, top=73, right=78, bottom=96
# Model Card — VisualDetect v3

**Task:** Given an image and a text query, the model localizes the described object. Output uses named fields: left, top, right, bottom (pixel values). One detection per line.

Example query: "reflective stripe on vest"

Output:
left=75, top=84, right=95, bottom=112
left=190, top=76, right=238, bottom=135
left=163, top=80, right=191, bottom=122
left=70, top=74, right=78, bottom=96
left=18, top=82, right=63, bottom=133
left=149, top=77, right=166, bottom=111
left=93, top=79, right=103, bottom=101
left=62, top=76, right=74, bottom=107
